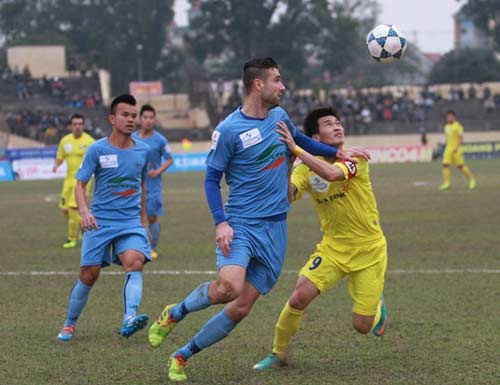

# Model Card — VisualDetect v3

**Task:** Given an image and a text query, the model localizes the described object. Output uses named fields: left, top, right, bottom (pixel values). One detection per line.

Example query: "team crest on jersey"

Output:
left=239, top=128, right=262, bottom=149
left=309, top=175, right=329, bottom=193
left=64, top=143, right=73, bottom=153
left=99, top=154, right=118, bottom=168
left=211, top=131, right=220, bottom=150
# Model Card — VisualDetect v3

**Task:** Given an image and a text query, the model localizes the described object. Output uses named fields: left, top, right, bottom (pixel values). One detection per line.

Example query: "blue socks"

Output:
left=170, top=282, right=212, bottom=322
left=149, top=222, right=160, bottom=250
left=174, top=309, right=237, bottom=361
left=64, top=279, right=92, bottom=327
left=123, top=271, right=143, bottom=320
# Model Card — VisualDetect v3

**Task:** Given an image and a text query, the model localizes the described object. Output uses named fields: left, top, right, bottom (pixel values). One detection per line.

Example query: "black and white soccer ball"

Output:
left=366, top=24, right=407, bottom=64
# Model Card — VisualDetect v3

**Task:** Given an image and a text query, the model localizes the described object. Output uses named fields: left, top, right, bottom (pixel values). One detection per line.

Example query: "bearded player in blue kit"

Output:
left=57, top=94, right=152, bottom=342
left=148, top=58, right=369, bottom=381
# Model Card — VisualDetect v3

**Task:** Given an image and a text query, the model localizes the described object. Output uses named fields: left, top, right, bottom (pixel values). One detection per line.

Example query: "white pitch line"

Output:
left=0, top=269, right=499, bottom=277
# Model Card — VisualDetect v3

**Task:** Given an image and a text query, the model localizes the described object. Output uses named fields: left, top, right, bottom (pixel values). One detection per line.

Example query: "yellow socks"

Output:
left=462, top=165, right=474, bottom=181
left=370, top=300, right=382, bottom=332
left=272, top=302, right=304, bottom=358
left=442, top=167, right=451, bottom=185
left=68, top=208, right=81, bottom=241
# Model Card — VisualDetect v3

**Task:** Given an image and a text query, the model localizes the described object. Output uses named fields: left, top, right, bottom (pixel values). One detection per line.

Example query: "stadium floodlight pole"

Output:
left=137, top=43, right=143, bottom=81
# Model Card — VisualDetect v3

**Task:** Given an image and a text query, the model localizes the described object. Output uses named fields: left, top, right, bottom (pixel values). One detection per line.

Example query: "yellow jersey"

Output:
left=444, top=121, right=463, bottom=149
left=56, top=132, right=95, bottom=180
left=291, top=158, right=383, bottom=245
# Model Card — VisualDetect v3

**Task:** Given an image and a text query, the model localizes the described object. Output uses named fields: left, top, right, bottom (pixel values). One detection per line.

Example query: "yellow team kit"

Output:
left=291, top=158, right=387, bottom=316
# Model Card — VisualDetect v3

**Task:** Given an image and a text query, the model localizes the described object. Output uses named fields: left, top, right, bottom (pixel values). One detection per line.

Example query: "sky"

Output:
left=173, top=0, right=465, bottom=54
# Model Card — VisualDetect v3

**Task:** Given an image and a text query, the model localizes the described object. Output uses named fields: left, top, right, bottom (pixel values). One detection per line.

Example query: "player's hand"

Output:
left=276, top=121, right=297, bottom=151
left=147, top=169, right=161, bottom=178
left=144, top=225, right=153, bottom=243
left=52, top=165, right=58, bottom=173
left=336, top=147, right=371, bottom=163
left=81, top=211, right=98, bottom=231
left=216, top=221, right=234, bottom=257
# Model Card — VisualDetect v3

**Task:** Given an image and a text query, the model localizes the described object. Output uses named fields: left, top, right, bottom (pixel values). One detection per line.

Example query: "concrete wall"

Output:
left=7, top=45, right=66, bottom=78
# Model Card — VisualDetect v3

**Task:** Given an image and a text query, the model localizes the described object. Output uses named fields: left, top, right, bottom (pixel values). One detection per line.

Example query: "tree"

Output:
left=0, top=0, right=174, bottom=93
left=429, top=48, right=500, bottom=84
left=186, top=0, right=377, bottom=86
left=462, top=0, right=500, bottom=51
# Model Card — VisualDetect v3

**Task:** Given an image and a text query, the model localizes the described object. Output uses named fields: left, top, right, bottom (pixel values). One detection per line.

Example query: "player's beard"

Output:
left=262, top=93, right=281, bottom=109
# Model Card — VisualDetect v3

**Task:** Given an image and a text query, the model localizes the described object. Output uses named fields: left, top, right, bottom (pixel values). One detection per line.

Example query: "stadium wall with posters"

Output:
left=435, top=141, right=500, bottom=160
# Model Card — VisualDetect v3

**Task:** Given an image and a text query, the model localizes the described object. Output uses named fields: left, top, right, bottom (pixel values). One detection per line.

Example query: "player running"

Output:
left=132, top=104, right=173, bottom=259
left=253, top=107, right=388, bottom=370
left=439, top=110, right=476, bottom=191
left=53, top=114, right=94, bottom=248
left=57, top=94, right=152, bottom=342
left=148, top=58, right=369, bottom=382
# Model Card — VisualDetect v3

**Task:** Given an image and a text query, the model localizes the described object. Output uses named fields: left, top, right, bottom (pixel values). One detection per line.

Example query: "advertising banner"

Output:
left=436, top=141, right=500, bottom=160
left=366, top=144, right=433, bottom=164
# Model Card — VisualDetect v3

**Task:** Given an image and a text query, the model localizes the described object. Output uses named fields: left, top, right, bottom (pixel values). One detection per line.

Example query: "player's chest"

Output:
left=308, top=174, right=350, bottom=205
left=234, top=124, right=286, bottom=160
left=63, top=142, right=89, bottom=157
left=97, top=150, right=146, bottom=176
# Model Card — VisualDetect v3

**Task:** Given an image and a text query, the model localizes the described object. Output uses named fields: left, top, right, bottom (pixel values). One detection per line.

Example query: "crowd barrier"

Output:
left=0, top=142, right=496, bottom=183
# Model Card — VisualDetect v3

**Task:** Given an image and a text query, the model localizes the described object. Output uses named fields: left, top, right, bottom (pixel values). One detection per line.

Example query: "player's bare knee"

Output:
left=288, top=290, right=310, bottom=310
left=352, top=316, right=372, bottom=334
left=80, top=267, right=99, bottom=286
left=214, top=279, right=241, bottom=303
left=123, top=258, right=144, bottom=272
left=228, top=303, right=252, bottom=322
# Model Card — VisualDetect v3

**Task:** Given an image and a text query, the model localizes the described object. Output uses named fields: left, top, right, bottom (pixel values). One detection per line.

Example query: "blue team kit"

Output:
left=76, top=137, right=152, bottom=266
left=206, top=106, right=297, bottom=294
left=132, top=130, right=172, bottom=216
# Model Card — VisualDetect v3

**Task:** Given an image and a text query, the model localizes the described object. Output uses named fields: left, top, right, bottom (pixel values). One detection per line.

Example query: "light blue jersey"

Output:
left=206, top=106, right=298, bottom=219
left=76, top=137, right=152, bottom=227
left=132, top=130, right=172, bottom=196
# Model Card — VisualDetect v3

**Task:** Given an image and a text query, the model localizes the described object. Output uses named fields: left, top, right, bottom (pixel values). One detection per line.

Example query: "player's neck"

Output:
left=139, top=127, right=154, bottom=138
left=108, top=131, right=134, bottom=149
left=241, top=96, right=271, bottom=119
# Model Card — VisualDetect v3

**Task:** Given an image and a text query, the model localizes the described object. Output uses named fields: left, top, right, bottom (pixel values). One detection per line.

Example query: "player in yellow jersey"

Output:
left=53, top=114, right=95, bottom=248
left=440, top=110, right=476, bottom=191
left=254, top=107, right=387, bottom=370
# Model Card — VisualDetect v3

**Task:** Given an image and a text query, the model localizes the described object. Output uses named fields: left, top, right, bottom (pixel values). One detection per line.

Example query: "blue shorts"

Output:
left=146, top=191, right=163, bottom=216
left=81, top=225, right=151, bottom=267
left=216, top=216, right=287, bottom=295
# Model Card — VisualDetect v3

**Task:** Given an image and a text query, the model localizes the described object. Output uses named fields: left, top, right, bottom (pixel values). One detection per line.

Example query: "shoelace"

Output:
left=158, top=311, right=176, bottom=329
left=173, top=356, right=187, bottom=371
left=62, top=325, right=75, bottom=334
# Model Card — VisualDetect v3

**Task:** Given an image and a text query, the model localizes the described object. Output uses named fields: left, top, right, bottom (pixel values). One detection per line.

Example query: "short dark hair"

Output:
left=69, top=113, right=85, bottom=124
left=303, top=107, right=339, bottom=137
left=110, top=94, right=136, bottom=114
left=242, top=57, right=279, bottom=95
left=446, top=110, right=456, bottom=117
left=140, top=104, right=156, bottom=116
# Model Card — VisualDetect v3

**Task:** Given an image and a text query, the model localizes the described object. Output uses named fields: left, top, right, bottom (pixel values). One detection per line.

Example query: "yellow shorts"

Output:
left=59, top=178, right=77, bottom=210
left=299, top=236, right=387, bottom=316
left=442, top=146, right=464, bottom=166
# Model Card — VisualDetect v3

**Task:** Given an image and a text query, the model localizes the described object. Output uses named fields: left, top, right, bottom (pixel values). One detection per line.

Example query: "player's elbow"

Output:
left=324, top=168, right=343, bottom=182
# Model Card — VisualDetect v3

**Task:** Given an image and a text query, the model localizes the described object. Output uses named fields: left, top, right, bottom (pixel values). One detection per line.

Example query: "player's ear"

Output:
left=108, top=113, right=115, bottom=126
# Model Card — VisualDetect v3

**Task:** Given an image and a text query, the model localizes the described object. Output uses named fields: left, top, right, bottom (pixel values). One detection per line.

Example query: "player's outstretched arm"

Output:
left=277, top=122, right=345, bottom=182
left=75, top=180, right=98, bottom=230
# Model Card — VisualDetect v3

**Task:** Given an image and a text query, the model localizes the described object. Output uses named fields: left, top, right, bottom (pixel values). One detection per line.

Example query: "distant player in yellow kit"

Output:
left=53, top=114, right=95, bottom=248
left=440, top=110, right=476, bottom=191
left=254, top=107, right=387, bottom=370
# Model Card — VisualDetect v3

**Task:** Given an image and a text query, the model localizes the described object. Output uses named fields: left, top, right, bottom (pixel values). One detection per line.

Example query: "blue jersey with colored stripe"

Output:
left=132, top=130, right=172, bottom=195
left=76, top=137, right=151, bottom=227
left=206, top=106, right=298, bottom=218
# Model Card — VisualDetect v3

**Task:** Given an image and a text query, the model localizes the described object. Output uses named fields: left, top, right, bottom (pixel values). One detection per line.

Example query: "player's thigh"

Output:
left=347, top=241, right=387, bottom=316
left=454, top=148, right=465, bottom=167
left=81, top=227, right=114, bottom=267
left=146, top=193, right=163, bottom=217
left=113, top=226, right=151, bottom=267
left=299, top=248, right=346, bottom=294
left=246, top=218, right=288, bottom=295
left=442, top=148, right=454, bottom=165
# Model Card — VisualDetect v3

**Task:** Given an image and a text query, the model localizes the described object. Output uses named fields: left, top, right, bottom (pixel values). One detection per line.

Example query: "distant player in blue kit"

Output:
left=132, top=104, right=173, bottom=259
left=57, top=94, right=152, bottom=342
left=148, top=58, right=369, bottom=381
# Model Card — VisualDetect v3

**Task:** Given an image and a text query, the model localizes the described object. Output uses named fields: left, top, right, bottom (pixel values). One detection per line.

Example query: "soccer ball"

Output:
left=366, top=24, right=407, bottom=63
